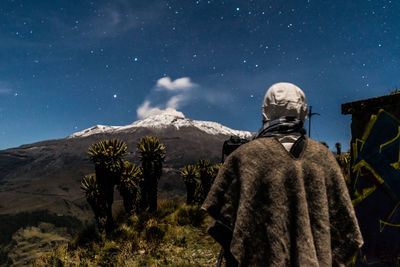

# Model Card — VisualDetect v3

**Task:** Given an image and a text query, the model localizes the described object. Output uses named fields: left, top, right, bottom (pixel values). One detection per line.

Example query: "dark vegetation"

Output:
left=81, top=137, right=167, bottom=235
left=137, top=136, right=166, bottom=213
left=0, top=210, right=82, bottom=265
left=32, top=200, right=220, bottom=266
left=11, top=138, right=352, bottom=266
left=29, top=136, right=223, bottom=266
left=80, top=137, right=220, bottom=237
left=334, top=142, right=352, bottom=190
left=180, top=160, right=221, bottom=205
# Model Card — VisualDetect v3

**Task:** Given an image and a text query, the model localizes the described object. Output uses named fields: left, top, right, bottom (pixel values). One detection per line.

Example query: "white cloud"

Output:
left=156, top=77, right=197, bottom=91
left=136, top=76, right=234, bottom=120
left=136, top=76, right=197, bottom=119
left=137, top=100, right=185, bottom=119
left=166, top=94, right=186, bottom=109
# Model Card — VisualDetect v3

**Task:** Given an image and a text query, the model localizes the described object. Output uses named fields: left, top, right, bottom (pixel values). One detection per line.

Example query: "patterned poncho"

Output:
left=202, top=137, right=363, bottom=266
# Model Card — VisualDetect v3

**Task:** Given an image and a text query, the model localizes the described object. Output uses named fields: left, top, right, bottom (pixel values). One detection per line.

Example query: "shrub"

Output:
left=112, top=224, right=139, bottom=248
left=128, top=211, right=153, bottom=233
left=113, top=206, right=130, bottom=227
left=173, top=204, right=206, bottom=227
left=141, top=218, right=166, bottom=253
left=156, top=199, right=181, bottom=219
left=32, top=246, right=67, bottom=267
left=143, top=219, right=165, bottom=243
left=69, top=223, right=102, bottom=249
left=102, top=240, right=120, bottom=257
left=164, top=224, right=187, bottom=247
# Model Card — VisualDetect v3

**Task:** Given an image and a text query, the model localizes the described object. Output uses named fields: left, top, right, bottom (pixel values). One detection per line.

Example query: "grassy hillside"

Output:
left=31, top=200, right=221, bottom=266
left=0, top=210, right=83, bottom=266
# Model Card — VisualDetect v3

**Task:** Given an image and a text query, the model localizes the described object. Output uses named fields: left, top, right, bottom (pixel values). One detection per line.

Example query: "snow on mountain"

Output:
left=67, top=125, right=119, bottom=138
left=68, top=114, right=253, bottom=139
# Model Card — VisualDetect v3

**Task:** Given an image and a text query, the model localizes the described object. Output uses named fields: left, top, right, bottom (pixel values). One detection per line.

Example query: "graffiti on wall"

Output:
left=352, top=109, right=400, bottom=264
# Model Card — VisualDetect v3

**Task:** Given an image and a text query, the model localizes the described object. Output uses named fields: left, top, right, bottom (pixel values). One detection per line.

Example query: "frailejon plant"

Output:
left=87, top=139, right=128, bottom=234
left=118, top=161, right=142, bottom=215
left=180, top=164, right=199, bottom=205
left=81, top=174, right=106, bottom=232
left=137, top=136, right=166, bottom=212
left=195, top=159, right=213, bottom=204
left=193, top=160, right=222, bottom=204
left=209, top=163, right=222, bottom=185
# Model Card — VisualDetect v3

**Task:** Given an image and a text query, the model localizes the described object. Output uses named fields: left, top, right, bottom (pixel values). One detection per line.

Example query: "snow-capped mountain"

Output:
left=0, top=113, right=256, bottom=248
left=68, top=114, right=253, bottom=139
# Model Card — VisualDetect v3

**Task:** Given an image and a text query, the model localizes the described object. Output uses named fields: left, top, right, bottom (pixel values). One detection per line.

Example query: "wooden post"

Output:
left=308, top=106, right=320, bottom=138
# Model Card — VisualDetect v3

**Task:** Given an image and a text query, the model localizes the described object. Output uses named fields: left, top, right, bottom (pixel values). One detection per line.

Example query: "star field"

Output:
left=0, top=0, right=399, bottom=150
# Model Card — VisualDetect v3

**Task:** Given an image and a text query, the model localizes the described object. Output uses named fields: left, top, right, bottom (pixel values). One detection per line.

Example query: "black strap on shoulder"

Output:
left=289, top=135, right=306, bottom=158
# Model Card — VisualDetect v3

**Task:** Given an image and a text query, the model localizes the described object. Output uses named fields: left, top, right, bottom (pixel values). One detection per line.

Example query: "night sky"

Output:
left=0, top=0, right=399, bottom=150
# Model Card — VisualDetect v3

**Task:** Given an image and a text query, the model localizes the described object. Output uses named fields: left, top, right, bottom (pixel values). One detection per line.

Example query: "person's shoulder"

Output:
left=306, top=138, right=329, bottom=151
left=229, top=137, right=276, bottom=156
left=222, top=138, right=278, bottom=167
left=305, top=138, right=337, bottom=161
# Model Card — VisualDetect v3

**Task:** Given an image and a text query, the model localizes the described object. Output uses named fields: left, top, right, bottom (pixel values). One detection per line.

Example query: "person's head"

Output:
left=262, top=82, right=307, bottom=123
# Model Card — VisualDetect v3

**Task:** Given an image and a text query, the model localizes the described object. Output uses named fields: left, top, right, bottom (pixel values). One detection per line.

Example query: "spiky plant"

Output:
left=81, top=174, right=99, bottom=204
left=180, top=164, right=199, bottom=205
left=137, top=136, right=166, bottom=212
left=209, top=163, right=222, bottom=185
left=195, top=159, right=213, bottom=204
left=88, top=139, right=128, bottom=174
left=81, top=174, right=106, bottom=231
left=119, top=161, right=143, bottom=215
left=88, top=139, right=128, bottom=234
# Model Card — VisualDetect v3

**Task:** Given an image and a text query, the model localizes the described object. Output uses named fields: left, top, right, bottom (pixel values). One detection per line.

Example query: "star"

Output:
left=113, top=94, right=117, bottom=98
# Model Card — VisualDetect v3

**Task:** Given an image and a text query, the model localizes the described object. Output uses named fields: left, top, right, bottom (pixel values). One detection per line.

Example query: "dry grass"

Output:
left=6, top=222, right=71, bottom=266
left=31, top=200, right=221, bottom=266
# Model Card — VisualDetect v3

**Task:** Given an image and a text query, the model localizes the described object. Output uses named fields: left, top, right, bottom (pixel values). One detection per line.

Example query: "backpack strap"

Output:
left=289, top=135, right=306, bottom=158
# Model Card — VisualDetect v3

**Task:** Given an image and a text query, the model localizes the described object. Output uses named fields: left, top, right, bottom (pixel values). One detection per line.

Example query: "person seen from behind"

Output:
left=202, top=82, right=363, bottom=266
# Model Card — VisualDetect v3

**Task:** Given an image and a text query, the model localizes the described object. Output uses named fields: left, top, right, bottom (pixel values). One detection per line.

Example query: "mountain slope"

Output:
left=0, top=114, right=253, bottom=265
left=68, top=114, right=251, bottom=139
left=0, top=114, right=252, bottom=218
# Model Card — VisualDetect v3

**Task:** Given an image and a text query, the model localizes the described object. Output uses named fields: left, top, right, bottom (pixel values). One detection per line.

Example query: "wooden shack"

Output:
left=342, top=93, right=400, bottom=144
left=342, top=93, right=400, bottom=265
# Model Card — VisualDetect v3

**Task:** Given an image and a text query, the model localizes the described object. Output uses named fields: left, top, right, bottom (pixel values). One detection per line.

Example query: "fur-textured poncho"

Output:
left=202, top=137, right=363, bottom=266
